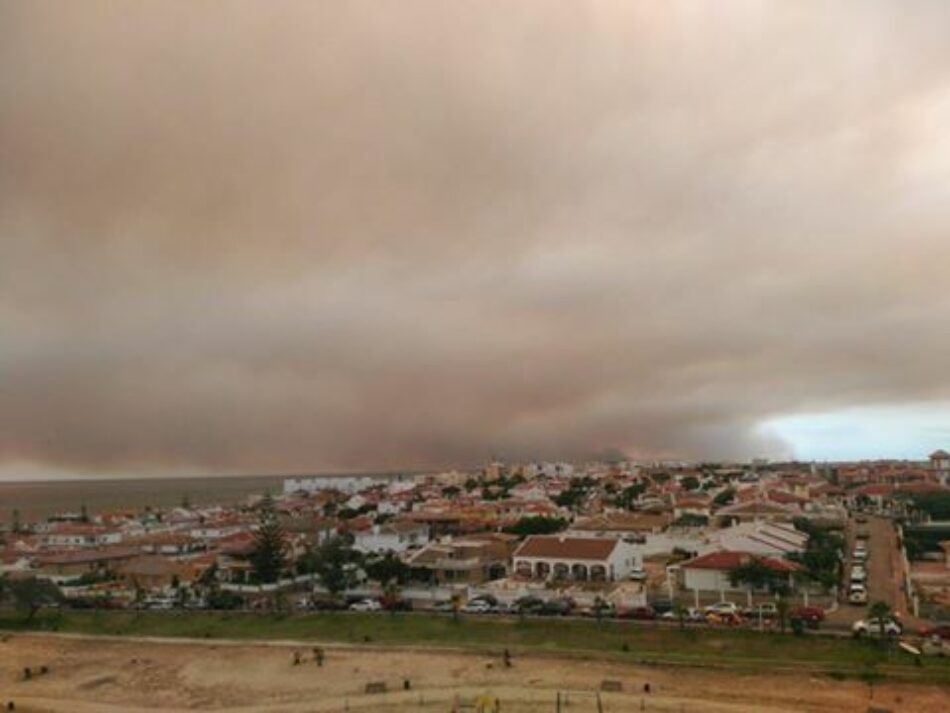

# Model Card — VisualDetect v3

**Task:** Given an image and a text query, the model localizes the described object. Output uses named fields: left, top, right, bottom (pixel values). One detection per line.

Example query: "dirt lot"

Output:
left=0, top=634, right=947, bottom=712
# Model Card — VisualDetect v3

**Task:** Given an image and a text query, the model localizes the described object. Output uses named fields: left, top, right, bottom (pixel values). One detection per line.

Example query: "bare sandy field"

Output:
left=0, top=634, right=947, bottom=712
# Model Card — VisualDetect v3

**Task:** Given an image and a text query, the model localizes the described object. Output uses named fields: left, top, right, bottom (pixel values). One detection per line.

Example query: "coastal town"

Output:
left=3, top=452, right=949, bottom=651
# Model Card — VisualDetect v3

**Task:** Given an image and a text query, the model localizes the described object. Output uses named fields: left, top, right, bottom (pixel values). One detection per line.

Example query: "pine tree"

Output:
left=251, top=494, right=286, bottom=584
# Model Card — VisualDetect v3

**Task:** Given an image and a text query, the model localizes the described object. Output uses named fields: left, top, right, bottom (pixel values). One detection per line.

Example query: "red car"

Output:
left=791, top=606, right=826, bottom=624
left=621, top=605, right=656, bottom=620
left=918, top=624, right=950, bottom=640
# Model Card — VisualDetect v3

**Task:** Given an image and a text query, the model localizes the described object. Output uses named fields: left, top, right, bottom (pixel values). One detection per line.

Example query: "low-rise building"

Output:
left=406, top=534, right=514, bottom=585
left=352, top=521, right=430, bottom=554
left=513, top=535, right=641, bottom=582
left=678, top=551, right=803, bottom=593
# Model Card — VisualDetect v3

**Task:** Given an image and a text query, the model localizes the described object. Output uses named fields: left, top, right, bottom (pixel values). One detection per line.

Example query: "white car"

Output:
left=660, top=607, right=703, bottom=622
left=852, top=550, right=867, bottom=562
left=848, top=584, right=868, bottom=604
left=704, top=601, right=739, bottom=615
left=461, top=600, right=493, bottom=614
left=852, top=618, right=901, bottom=637
left=349, top=598, right=382, bottom=612
left=628, top=568, right=648, bottom=581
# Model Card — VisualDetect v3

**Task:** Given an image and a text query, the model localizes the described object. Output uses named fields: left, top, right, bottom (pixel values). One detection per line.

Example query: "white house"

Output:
left=679, top=551, right=803, bottom=593
left=513, top=535, right=641, bottom=582
left=352, top=522, right=430, bottom=554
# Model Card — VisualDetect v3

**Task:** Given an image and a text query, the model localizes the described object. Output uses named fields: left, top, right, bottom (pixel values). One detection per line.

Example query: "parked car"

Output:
left=743, top=603, right=778, bottom=619
left=855, top=515, right=868, bottom=524
left=382, top=597, right=413, bottom=612
left=461, top=600, right=493, bottom=614
left=660, top=607, right=703, bottom=623
left=704, top=601, right=739, bottom=616
left=649, top=598, right=674, bottom=615
left=578, top=601, right=616, bottom=618
left=468, top=594, right=499, bottom=606
left=512, top=595, right=545, bottom=615
left=620, top=605, right=656, bottom=620
left=918, top=623, right=950, bottom=640
left=921, top=638, right=950, bottom=657
left=706, top=611, right=743, bottom=626
left=628, top=567, right=648, bottom=581
left=349, top=598, right=382, bottom=612
left=540, top=598, right=574, bottom=616
left=853, top=618, right=902, bottom=637
left=791, top=606, right=826, bottom=624
left=311, top=598, right=348, bottom=611
left=848, top=586, right=868, bottom=605
left=432, top=600, right=457, bottom=613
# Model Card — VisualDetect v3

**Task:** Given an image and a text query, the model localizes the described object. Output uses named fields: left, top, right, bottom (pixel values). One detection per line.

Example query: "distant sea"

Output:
left=0, top=472, right=401, bottom=524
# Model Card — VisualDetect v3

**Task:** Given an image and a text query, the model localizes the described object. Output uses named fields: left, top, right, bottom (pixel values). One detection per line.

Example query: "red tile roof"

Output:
left=681, top=551, right=803, bottom=573
left=514, top=535, right=618, bottom=561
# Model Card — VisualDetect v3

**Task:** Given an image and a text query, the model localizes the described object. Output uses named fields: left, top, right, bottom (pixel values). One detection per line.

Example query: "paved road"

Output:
left=826, top=514, right=925, bottom=631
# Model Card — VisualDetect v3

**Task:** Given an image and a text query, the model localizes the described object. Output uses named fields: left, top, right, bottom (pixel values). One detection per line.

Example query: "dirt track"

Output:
left=0, top=634, right=947, bottom=712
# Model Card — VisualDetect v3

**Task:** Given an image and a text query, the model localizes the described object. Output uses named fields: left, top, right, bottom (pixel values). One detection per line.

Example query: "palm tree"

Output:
left=775, top=594, right=790, bottom=634
left=869, top=600, right=892, bottom=644
left=672, top=602, right=688, bottom=631
left=383, top=578, right=401, bottom=617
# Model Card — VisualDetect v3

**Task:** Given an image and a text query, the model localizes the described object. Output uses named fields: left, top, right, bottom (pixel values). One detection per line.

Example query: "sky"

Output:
left=3, top=1, right=950, bottom=480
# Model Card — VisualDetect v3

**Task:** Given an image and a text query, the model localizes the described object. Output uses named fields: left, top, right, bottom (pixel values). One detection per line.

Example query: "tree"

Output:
left=908, top=492, right=950, bottom=520
left=79, top=503, right=89, bottom=523
left=615, top=483, right=647, bottom=510
left=593, top=595, right=610, bottom=625
left=314, top=536, right=357, bottom=599
left=775, top=595, right=790, bottom=634
left=681, top=476, right=700, bottom=491
left=382, top=579, right=402, bottom=617
left=450, top=591, right=463, bottom=623
left=364, top=552, right=410, bottom=585
left=441, top=485, right=461, bottom=499
left=11, top=509, right=22, bottom=534
left=251, top=495, right=287, bottom=584
left=729, top=559, right=787, bottom=594
left=295, top=546, right=320, bottom=576
left=869, top=601, right=892, bottom=644
left=671, top=602, right=688, bottom=630
left=503, top=516, right=568, bottom=537
left=713, top=488, right=736, bottom=507
left=788, top=519, right=843, bottom=591
left=9, top=577, right=63, bottom=621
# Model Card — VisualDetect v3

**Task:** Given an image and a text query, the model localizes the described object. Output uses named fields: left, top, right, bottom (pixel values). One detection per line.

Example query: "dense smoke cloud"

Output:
left=3, top=2, right=950, bottom=477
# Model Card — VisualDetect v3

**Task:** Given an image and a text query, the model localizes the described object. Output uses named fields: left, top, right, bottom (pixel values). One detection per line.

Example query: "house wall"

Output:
left=354, top=527, right=429, bottom=554
left=683, top=568, right=739, bottom=592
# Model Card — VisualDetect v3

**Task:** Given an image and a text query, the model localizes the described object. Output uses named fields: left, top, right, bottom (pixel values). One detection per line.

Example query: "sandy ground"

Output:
left=0, top=634, right=947, bottom=712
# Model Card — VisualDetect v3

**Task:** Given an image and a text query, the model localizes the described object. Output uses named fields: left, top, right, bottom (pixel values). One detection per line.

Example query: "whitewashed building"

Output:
left=352, top=522, right=430, bottom=554
left=513, top=535, right=641, bottom=582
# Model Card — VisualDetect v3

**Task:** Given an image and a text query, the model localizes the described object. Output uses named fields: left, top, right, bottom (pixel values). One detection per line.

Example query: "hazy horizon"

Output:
left=5, top=2, right=950, bottom=480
